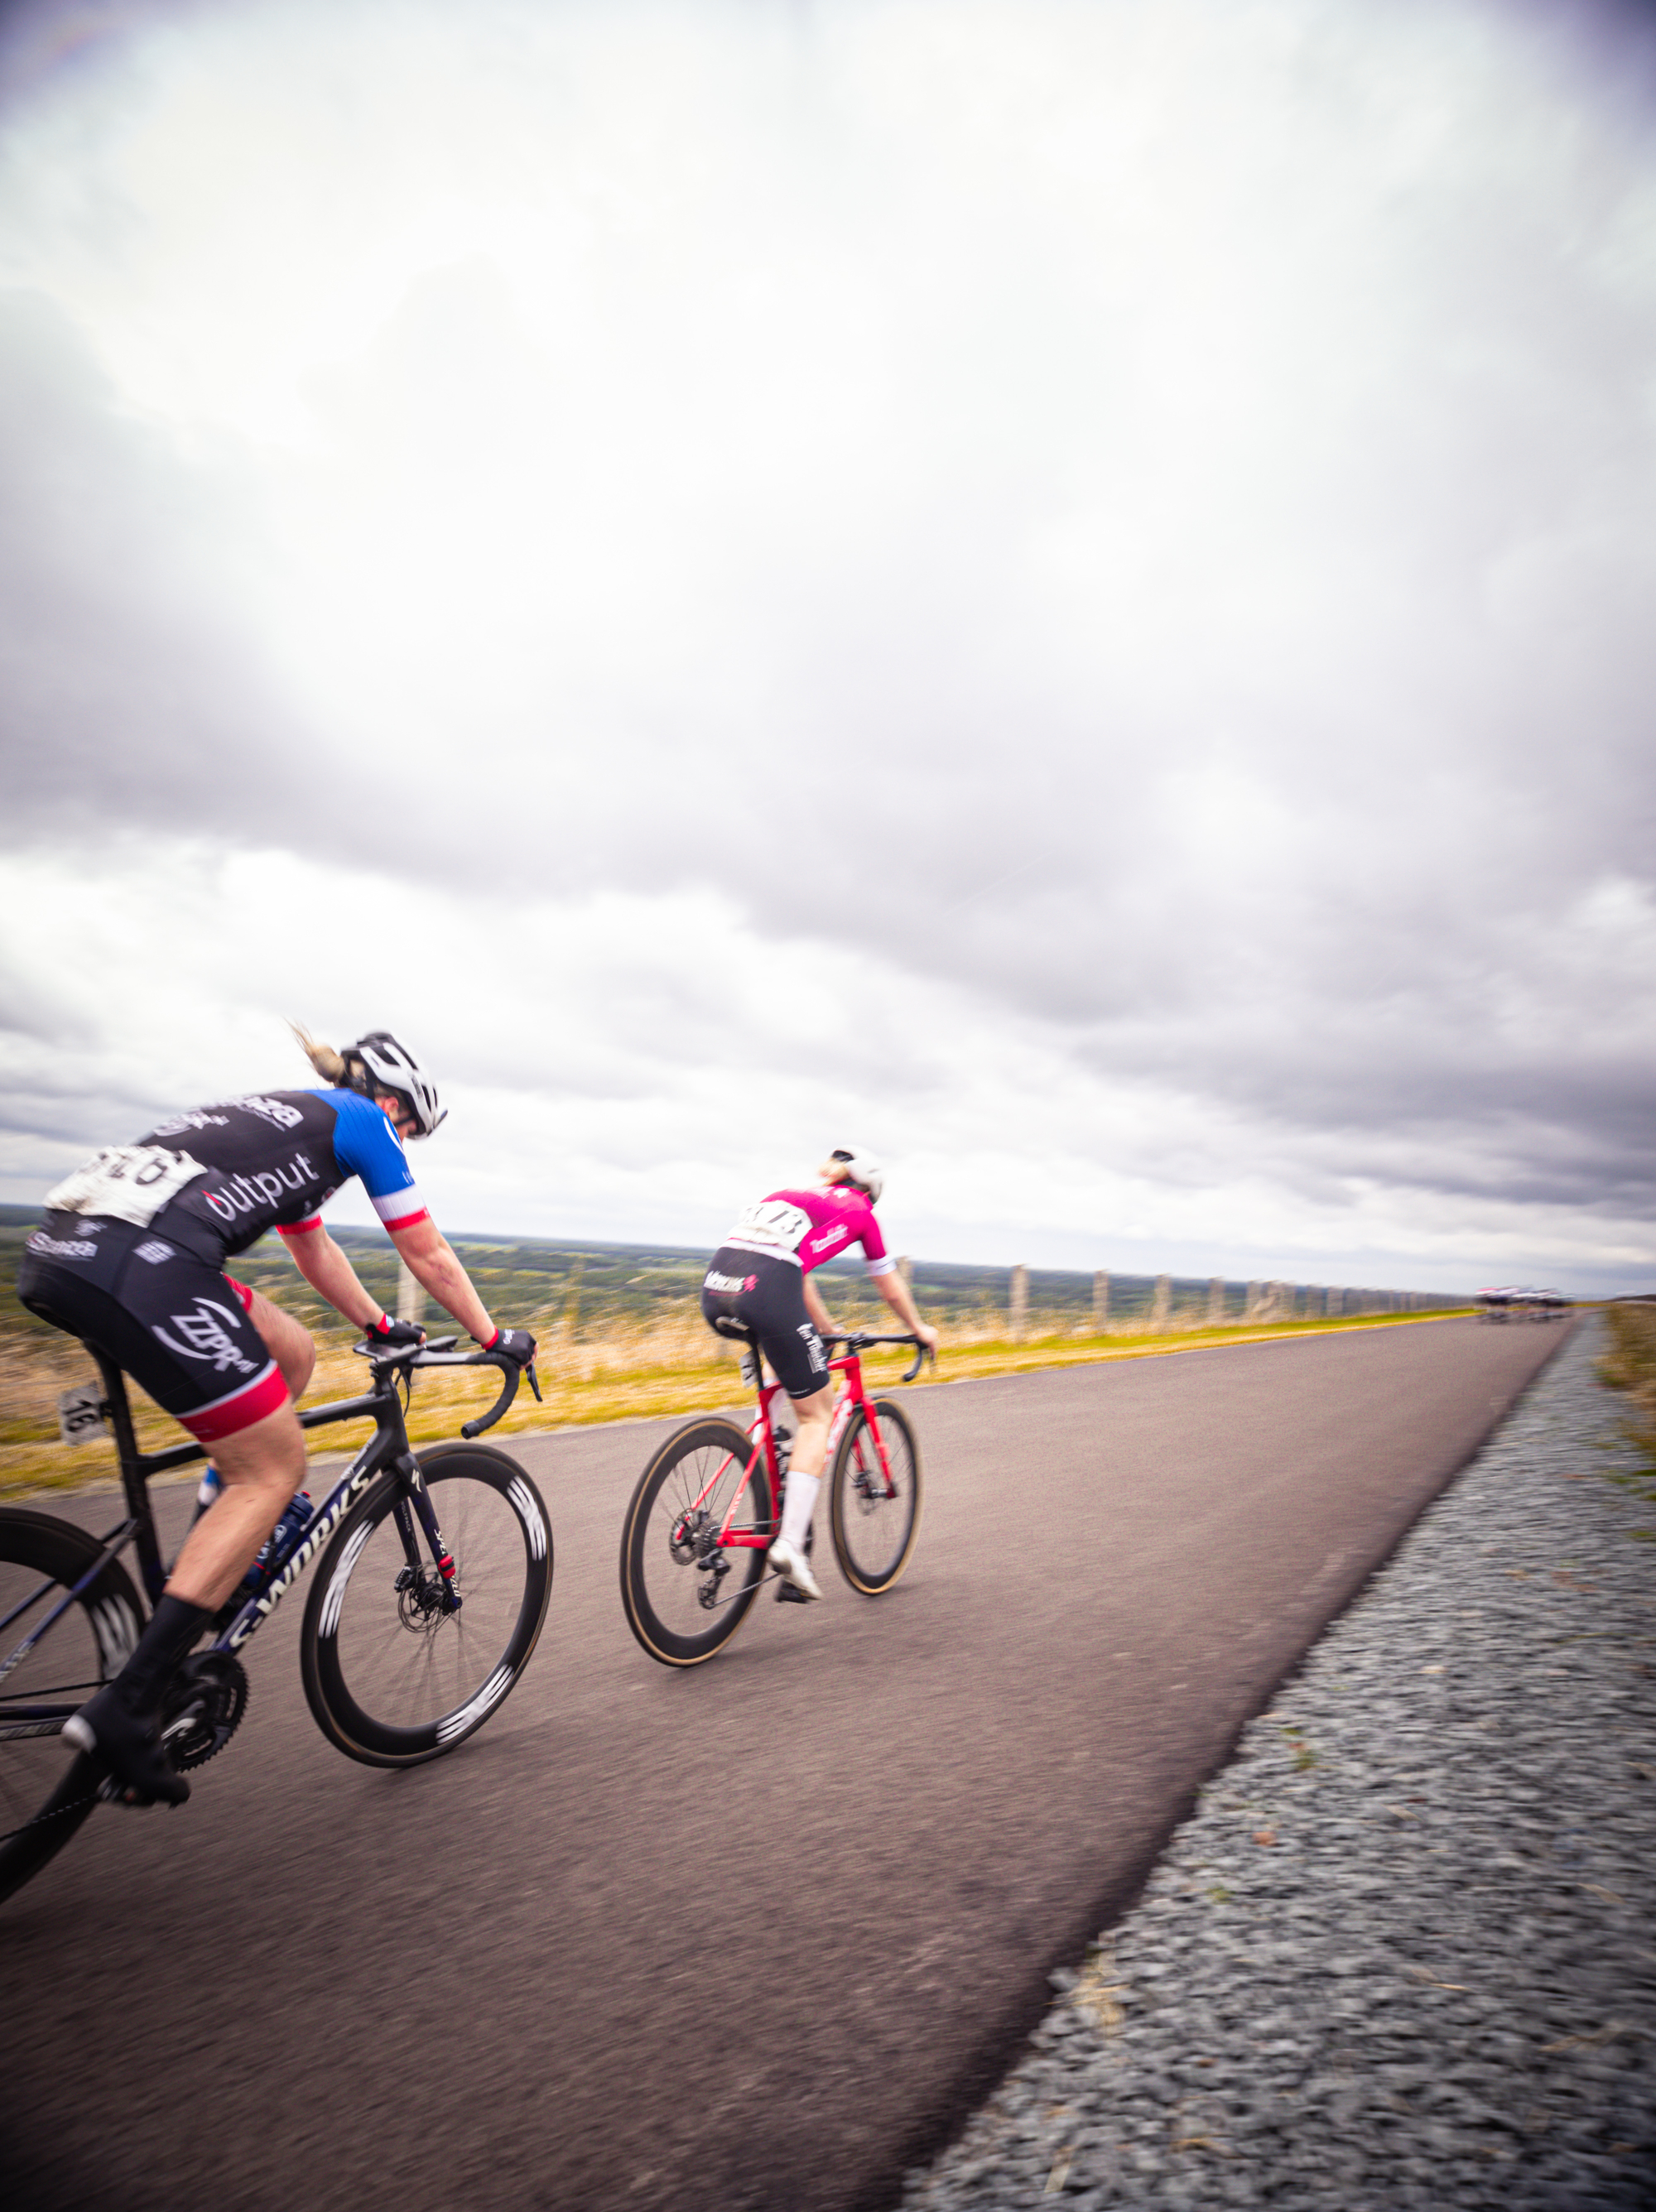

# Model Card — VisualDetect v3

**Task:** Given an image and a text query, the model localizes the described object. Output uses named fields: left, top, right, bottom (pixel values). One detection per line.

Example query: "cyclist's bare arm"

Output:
left=388, top=1215, right=497, bottom=1344
left=873, top=1269, right=939, bottom=1353
left=282, top=1222, right=397, bottom=1332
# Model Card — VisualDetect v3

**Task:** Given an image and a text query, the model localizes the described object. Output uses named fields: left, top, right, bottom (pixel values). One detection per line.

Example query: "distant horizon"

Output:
left=0, top=1201, right=1536, bottom=1301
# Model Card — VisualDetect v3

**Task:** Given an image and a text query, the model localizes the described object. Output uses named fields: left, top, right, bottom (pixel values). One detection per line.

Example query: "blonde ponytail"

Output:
left=289, top=1021, right=350, bottom=1086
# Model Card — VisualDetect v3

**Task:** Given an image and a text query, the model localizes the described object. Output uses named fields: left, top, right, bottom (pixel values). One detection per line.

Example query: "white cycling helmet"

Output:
left=830, top=1146, right=884, bottom=1204
left=346, top=1031, right=446, bottom=1137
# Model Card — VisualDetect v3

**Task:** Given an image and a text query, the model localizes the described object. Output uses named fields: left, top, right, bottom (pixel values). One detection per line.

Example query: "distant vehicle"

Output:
left=1476, top=1286, right=1570, bottom=1322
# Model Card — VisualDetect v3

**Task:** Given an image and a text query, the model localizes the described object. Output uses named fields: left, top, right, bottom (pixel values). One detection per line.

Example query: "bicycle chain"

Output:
left=0, top=1774, right=100, bottom=1845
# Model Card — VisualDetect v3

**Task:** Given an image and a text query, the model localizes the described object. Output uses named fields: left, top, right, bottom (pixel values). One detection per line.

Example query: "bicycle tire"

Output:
left=0, top=1508, right=146, bottom=1906
left=829, top=1398, right=922, bottom=1594
left=619, top=1419, right=774, bottom=1666
left=300, top=1444, right=552, bottom=1767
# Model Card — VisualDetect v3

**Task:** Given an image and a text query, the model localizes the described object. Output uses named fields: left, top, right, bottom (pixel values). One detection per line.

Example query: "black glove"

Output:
left=482, top=1327, right=536, bottom=1367
left=365, top=1314, right=425, bottom=1349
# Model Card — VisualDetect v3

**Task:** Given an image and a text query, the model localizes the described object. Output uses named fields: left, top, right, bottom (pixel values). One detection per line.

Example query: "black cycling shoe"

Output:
left=62, top=1685, right=190, bottom=1808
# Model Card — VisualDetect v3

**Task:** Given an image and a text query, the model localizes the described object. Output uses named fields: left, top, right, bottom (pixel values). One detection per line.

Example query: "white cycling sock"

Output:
left=777, top=1469, right=820, bottom=1551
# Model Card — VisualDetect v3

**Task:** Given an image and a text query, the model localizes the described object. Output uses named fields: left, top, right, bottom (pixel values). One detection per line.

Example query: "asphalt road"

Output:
left=1, top=1317, right=1569, bottom=2212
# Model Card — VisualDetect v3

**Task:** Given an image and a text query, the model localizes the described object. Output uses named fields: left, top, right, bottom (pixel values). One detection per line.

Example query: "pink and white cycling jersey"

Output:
left=722, top=1186, right=894, bottom=1277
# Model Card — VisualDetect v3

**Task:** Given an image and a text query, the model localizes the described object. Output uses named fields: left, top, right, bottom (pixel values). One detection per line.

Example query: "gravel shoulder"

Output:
left=900, top=1318, right=1656, bottom=2211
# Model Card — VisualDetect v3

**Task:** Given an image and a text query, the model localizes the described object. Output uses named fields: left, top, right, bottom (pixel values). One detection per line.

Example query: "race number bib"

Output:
left=44, top=1145, right=206, bottom=1229
left=728, top=1199, right=813, bottom=1253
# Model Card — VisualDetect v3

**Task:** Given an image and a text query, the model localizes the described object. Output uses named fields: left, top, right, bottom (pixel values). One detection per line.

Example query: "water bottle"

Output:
left=193, top=1464, right=224, bottom=1524
left=243, top=1488, right=314, bottom=1592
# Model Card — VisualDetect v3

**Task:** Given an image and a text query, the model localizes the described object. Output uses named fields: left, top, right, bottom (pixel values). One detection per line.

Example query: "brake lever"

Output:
left=525, top=1362, right=542, bottom=1403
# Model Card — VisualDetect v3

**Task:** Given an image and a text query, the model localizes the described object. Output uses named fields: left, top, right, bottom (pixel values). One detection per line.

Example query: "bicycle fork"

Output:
left=392, top=1464, right=462, bottom=1617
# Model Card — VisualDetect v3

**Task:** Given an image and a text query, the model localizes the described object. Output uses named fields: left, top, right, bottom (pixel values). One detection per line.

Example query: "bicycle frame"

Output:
left=673, top=1343, right=899, bottom=1558
left=1, top=1343, right=483, bottom=1721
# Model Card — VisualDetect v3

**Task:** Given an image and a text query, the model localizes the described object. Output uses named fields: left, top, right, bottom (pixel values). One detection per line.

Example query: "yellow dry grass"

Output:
left=0, top=1301, right=1473, bottom=1500
left=1599, top=1301, right=1656, bottom=1468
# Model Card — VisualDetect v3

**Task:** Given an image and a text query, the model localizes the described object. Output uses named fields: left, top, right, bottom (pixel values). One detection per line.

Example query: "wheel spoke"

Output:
left=301, top=1455, right=551, bottom=1765
left=620, top=1421, right=773, bottom=1666
left=830, top=1402, right=922, bottom=1594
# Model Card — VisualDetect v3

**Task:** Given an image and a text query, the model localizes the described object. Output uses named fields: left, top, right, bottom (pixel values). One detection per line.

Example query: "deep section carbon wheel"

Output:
left=829, top=1398, right=922, bottom=1594
left=0, top=1508, right=146, bottom=1905
left=300, top=1445, right=552, bottom=1767
left=619, top=1419, right=775, bottom=1666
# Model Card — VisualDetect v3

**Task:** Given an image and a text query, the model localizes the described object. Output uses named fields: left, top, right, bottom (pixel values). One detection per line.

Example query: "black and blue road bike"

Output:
left=0, top=1335, right=553, bottom=1903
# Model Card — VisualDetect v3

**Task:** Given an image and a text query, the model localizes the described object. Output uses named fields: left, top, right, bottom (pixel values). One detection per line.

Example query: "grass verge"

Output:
left=1598, top=1301, right=1656, bottom=1480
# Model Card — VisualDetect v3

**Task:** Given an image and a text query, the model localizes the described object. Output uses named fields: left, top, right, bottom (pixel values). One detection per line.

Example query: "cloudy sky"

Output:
left=1, top=0, right=1654, bottom=1293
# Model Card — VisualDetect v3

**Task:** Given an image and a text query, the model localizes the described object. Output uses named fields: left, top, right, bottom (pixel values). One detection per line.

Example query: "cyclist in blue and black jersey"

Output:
left=17, top=1026, right=536, bottom=1807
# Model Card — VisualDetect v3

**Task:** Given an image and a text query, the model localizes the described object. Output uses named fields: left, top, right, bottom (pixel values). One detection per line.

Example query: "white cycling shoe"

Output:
left=768, top=1536, right=824, bottom=1602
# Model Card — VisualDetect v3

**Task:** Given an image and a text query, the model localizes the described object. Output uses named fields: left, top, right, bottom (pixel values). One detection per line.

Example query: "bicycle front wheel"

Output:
left=830, top=1398, right=922, bottom=1594
left=0, top=1508, right=146, bottom=1905
left=620, top=1420, right=774, bottom=1666
left=300, top=1445, right=552, bottom=1767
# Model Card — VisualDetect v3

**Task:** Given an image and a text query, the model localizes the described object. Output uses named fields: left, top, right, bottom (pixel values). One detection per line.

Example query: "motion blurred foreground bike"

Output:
left=619, top=1331, right=929, bottom=1666
left=0, top=1335, right=553, bottom=1903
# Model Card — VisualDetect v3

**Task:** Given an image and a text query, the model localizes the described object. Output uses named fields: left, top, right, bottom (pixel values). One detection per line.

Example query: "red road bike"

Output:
left=619, top=1331, right=930, bottom=1666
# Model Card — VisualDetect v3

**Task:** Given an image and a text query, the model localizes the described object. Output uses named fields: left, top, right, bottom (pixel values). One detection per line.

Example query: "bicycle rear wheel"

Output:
left=0, top=1509, right=146, bottom=1905
left=619, top=1420, right=774, bottom=1666
left=300, top=1445, right=552, bottom=1767
left=829, top=1398, right=922, bottom=1594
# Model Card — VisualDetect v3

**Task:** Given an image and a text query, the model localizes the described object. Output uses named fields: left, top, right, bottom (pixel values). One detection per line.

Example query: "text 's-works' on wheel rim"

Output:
left=620, top=1419, right=775, bottom=1666
left=0, top=1508, right=147, bottom=1904
left=301, top=1445, right=552, bottom=1767
left=830, top=1398, right=922, bottom=1595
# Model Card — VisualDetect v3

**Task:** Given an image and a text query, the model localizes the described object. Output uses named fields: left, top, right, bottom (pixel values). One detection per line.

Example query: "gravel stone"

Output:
left=901, top=1320, right=1656, bottom=2210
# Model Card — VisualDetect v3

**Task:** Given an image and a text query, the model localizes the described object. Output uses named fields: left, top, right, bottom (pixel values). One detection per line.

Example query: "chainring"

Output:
left=160, top=1652, right=250, bottom=1771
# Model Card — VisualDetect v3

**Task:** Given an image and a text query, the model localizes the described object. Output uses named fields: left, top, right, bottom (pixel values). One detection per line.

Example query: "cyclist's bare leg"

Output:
left=166, top=1398, right=307, bottom=1609
left=770, top=1380, right=832, bottom=1599
left=244, top=1286, right=316, bottom=1401
left=786, top=1382, right=835, bottom=1483
left=63, top=1300, right=309, bottom=1797
left=161, top=1291, right=313, bottom=1608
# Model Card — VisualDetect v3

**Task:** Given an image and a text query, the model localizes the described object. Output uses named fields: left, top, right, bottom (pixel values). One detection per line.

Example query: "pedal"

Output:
left=774, top=1578, right=811, bottom=1605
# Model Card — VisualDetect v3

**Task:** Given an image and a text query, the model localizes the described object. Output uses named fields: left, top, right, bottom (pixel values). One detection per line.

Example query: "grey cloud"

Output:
left=2, top=0, right=1655, bottom=1269
left=0, top=291, right=345, bottom=849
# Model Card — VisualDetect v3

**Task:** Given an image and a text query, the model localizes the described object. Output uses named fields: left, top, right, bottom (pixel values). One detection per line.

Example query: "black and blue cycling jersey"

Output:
left=40, top=1089, right=427, bottom=1265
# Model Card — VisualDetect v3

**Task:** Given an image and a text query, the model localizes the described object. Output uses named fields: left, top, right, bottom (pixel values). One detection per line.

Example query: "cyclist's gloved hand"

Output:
left=481, top=1326, right=537, bottom=1367
left=366, top=1313, right=426, bottom=1349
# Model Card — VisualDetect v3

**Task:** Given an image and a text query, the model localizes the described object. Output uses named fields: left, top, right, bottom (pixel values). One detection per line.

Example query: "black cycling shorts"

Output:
left=700, top=1248, right=830, bottom=1400
left=17, top=1212, right=287, bottom=1445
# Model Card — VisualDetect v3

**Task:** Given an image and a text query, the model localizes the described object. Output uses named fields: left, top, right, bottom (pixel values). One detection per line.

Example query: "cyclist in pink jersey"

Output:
left=701, top=1147, right=937, bottom=1599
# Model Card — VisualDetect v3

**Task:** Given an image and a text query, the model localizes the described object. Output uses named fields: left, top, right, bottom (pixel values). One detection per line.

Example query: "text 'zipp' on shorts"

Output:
left=700, top=1246, right=830, bottom=1399
left=18, top=1213, right=287, bottom=1444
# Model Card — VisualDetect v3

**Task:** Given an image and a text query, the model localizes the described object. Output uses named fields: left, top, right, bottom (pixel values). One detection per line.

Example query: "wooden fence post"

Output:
left=1207, top=1277, right=1225, bottom=1324
left=396, top=1258, right=425, bottom=1327
left=1093, top=1271, right=1110, bottom=1331
left=1151, top=1273, right=1172, bottom=1329
left=1009, top=1265, right=1028, bottom=1341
